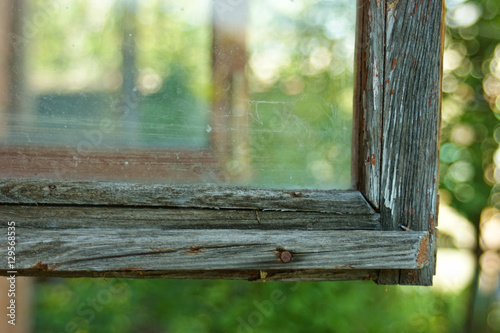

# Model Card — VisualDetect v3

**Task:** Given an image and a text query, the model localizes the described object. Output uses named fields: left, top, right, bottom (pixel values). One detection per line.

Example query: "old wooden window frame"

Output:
left=0, top=0, right=443, bottom=285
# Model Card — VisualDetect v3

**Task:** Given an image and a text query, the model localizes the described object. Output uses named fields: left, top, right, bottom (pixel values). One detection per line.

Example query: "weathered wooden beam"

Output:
left=353, top=0, right=384, bottom=208
left=0, top=179, right=375, bottom=214
left=378, top=0, right=443, bottom=285
left=0, top=205, right=381, bottom=231
left=0, top=225, right=429, bottom=276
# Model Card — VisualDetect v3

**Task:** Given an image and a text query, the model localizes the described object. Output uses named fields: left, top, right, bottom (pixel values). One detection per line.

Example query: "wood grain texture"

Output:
left=0, top=179, right=375, bottom=214
left=0, top=206, right=381, bottom=231
left=0, top=218, right=429, bottom=274
left=378, top=0, right=443, bottom=285
left=353, top=0, right=384, bottom=208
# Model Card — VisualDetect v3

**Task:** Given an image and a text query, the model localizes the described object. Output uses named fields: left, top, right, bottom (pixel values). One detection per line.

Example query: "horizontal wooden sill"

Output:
left=0, top=225, right=429, bottom=277
left=0, top=179, right=430, bottom=283
left=0, top=179, right=374, bottom=214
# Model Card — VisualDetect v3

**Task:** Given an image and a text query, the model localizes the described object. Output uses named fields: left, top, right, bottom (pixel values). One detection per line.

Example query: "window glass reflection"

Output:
left=0, top=0, right=355, bottom=189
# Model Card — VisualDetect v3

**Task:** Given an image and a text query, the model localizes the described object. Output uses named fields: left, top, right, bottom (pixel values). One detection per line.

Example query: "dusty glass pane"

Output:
left=0, top=0, right=355, bottom=189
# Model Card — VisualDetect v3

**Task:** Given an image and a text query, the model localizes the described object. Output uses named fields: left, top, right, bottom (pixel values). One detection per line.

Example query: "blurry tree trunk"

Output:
left=465, top=232, right=482, bottom=333
left=212, top=0, right=251, bottom=182
left=120, top=0, right=139, bottom=143
left=0, top=0, right=29, bottom=138
left=0, top=0, right=13, bottom=138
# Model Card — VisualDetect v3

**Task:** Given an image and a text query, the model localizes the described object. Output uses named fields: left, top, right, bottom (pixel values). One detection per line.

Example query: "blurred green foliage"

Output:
left=246, top=0, right=353, bottom=189
left=440, top=0, right=499, bottom=223
left=35, top=278, right=467, bottom=333
left=438, top=0, right=500, bottom=332
left=139, top=66, right=209, bottom=147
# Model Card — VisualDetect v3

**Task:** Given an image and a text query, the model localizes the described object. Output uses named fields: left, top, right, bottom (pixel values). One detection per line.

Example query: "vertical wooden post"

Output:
left=379, top=0, right=443, bottom=285
left=354, top=0, right=400, bottom=284
left=354, top=0, right=443, bottom=285
left=353, top=0, right=384, bottom=208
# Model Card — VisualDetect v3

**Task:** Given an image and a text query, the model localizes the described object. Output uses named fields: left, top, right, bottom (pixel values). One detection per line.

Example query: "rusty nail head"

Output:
left=280, top=250, right=292, bottom=263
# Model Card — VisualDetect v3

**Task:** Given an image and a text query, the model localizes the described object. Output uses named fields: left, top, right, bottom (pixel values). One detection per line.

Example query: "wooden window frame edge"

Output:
left=0, top=0, right=443, bottom=285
